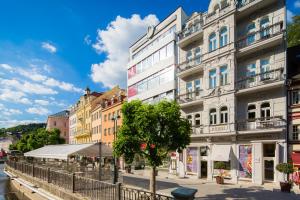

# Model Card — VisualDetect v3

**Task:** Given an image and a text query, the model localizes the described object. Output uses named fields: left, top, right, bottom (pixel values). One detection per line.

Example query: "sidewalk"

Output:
left=121, top=169, right=300, bottom=200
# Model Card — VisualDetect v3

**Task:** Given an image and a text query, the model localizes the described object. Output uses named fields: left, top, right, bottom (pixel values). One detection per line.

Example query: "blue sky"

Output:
left=0, top=0, right=298, bottom=128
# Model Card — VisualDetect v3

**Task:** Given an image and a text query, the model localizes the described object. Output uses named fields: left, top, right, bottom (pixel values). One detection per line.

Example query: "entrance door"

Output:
left=201, top=161, right=207, bottom=178
left=264, top=159, right=274, bottom=181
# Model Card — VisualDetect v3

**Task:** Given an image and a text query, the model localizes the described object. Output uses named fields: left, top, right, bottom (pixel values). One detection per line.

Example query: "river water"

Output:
left=0, top=164, right=19, bottom=200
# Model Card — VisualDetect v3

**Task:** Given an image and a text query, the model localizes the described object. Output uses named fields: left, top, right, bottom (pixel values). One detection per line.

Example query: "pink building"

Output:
left=46, top=110, right=70, bottom=143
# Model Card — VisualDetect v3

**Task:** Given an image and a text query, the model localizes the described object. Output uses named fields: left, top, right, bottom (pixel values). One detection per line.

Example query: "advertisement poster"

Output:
left=239, top=145, right=252, bottom=178
left=186, top=147, right=197, bottom=173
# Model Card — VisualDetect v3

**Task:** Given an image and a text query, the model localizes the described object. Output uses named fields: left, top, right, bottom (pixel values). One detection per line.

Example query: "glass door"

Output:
left=264, top=159, right=274, bottom=181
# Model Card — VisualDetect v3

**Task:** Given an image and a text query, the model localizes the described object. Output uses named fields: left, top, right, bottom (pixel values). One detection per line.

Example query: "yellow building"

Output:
left=74, top=88, right=102, bottom=144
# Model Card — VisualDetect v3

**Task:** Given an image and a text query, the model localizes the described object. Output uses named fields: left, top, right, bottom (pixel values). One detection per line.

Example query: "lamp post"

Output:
left=111, top=113, right=120, bottom=184
left=98, top=141, right=102, bottom=181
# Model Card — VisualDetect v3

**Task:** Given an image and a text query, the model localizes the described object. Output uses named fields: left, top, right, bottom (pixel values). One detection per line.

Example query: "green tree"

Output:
left=288, top=15, right=300, bottom=47
left=114, top=100, right=191, bottom=196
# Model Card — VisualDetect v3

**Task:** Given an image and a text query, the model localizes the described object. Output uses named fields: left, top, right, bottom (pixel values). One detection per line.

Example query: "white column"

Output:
left=252, top=142, right=263, bottom=185
left=207, top=143, right=213, bottom=181
left=231, top=143, right=238, bottom=184
left=197, top=147, right=201, bottom=179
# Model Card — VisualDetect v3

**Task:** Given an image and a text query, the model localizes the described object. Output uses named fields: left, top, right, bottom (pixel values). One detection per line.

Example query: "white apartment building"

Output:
left=127, top=7, right=188, bottom=104
left=176, top=0, right=287, bottom=185
left=69, top=107, right=77, bottom=144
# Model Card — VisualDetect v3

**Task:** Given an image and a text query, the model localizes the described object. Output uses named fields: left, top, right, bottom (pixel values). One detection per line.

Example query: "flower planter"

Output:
left=216, top=176, right=224, bottom=184
left=280, top=182, right=292, bottom=193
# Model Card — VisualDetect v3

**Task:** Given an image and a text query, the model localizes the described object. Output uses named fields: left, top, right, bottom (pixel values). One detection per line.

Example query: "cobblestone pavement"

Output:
left=121, top=170, right=300, bottom=200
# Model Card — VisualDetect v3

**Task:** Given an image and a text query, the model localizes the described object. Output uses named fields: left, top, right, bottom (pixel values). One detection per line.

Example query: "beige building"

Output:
left=46, top=110, right=70, bottom=143
left=176, top=0, right=286, bottom=185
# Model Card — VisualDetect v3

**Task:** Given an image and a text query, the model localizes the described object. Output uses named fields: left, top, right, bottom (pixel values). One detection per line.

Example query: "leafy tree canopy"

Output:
left=114, top=100, right=191, bottom=168
left=0, top=123, right=46, bottom=137
left=288, top=15, right=300, bottom=48
left=9, top=128, right=65, bottom=152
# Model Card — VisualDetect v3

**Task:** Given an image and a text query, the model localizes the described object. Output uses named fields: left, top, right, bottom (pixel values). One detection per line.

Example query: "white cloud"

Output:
left=44, top=78, right=84, bottom=93
left=26, top=106, right=50, bottom=116
left=34, top=99, right=49, bottom=106
left=84, top=35, right=92, bottom=45
left=41, top=42, right=57, bottom=53
left=295, top=1, right=300, bottom=8
left=90, top=14, right=159, bottom=88
left=287, top=10, right=295, bottom=23
left=0, top=89, right=31, bottom=104
left=0, top=78, right=58, bottom=95
left=0, top=63, right=13, bottom=71
left=0, top=104, right=22, bottom=116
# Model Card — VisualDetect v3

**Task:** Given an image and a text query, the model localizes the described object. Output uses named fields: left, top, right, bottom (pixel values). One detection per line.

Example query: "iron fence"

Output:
left=121, top=186, right=174, bottom=200
left=236, top=116, right=285, bottom=131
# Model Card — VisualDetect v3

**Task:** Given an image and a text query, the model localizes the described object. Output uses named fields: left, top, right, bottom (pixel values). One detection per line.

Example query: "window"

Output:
left=247, top=23, right=256, bottom=45
left=209, top=32, right=217, bottom=52
left=108, top=128, right=111, bottom=135
left=104, top=114, right=107, bottom=121
left=260, top=59, right=270, bottom=80
left=159, top=46, right=167, bottom=60
left=220, top=107, right=228, bottom=124
left=53, top=121, right=56, bottom=126
left=246, top=63, right=256, bottom=83
left=194, top=79, right=201, bottom=96
left=186, top=50, right=193, bottom=62
left=220, top=66, right=228, bottom=86
left=166, top=42, right=174, bottom=57
left=261, top=102, right=271, bottom=120
left=104, top=128, right=107, bottom=136
left=210, top=108, right=217, bottom=125
left=220, top=27, right=228, bottom=47
left=200, top=146, right=208, bottom=156
left=187, top=115, right=192, bottom=125
left=248, top=104, right=256, bottom=121
left=195, top=47, right=201, bottom=64
left=195, top=113, right=201, bottom=126
left=96, top=126, right=98, bottom=134
left=186, top=82, right=193, bottom=99
left=292, top=90, right=300, bottom=105
left=153, top=51, right=160, bottom=64
left=260, top=17, right=270, bottom=38
left=293, top=125, right=299, bottom=140
left=209, top=69, right=217, bottom=89
left=108, top=113, right=111, bottom=121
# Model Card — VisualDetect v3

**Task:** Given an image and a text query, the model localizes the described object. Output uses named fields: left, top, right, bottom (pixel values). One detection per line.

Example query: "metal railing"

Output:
left=236, top=116, right=285, bottom=131
left=235, top=22, right=284, bottom=49
left=177, top=56, right=203, bottom=73
left=5, top=160, right=174, bottom=200
left=235, top=68, right=284, bottom=90
left=191, top=125, right=204, bottom=135
left=179, top=22, right=203, bottom=40
left=176, top=90, right=204, bottom=104
left=237, top=0, right=258, bottom=9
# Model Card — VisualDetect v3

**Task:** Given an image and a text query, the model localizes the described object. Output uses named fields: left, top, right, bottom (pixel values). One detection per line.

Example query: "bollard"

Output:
left=171, top=187, right=197, bottom=200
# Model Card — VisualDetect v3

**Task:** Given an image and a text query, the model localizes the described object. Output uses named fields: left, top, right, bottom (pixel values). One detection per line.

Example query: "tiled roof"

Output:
left=49, top=110, right=70, bottom=117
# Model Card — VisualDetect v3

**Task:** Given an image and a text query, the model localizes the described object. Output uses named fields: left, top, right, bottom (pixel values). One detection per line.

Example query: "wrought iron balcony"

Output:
left=176, top=90, right=204, bottom=105
left=235, top=68, right=284, bottom=91
left=236, top=116, right=285, bottom=131
left=178, top=21, right=203, bottom=41
left=177, top=56, right=203, bottom=74
left=236, top=22, right=283, bottom=49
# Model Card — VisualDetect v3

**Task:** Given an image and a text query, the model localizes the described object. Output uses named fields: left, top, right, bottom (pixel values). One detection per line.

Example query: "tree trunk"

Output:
left=150, top=166, right=156, bottom=200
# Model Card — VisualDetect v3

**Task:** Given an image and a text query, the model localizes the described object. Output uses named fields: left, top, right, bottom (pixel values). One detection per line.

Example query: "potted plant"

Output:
left=214, top=161, right=226, bottom=184
left=276, top=163, right=294, bottom=192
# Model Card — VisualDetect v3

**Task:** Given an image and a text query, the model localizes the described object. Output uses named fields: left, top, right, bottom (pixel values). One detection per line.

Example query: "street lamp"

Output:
left=111, top=113, right=120, bottom=184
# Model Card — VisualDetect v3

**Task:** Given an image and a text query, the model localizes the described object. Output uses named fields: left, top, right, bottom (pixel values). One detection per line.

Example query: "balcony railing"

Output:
left=75, top=129, right=91, bottom=137
left=176, top=90, right=204, bottom=104
left=236, top=22, right=283, bottom=49
left=178, top=22, right=203, bottom=40
left=206, top=2, right=230, bottom=21
left=191, top=125, right=204, bottom=135
left=236, top=0, right=257, bottom=9
left=177, top=56, right=203, bottom=73
left=235, top=68, right=284, bottom=91
left=236, top=116, right=285, bottom=131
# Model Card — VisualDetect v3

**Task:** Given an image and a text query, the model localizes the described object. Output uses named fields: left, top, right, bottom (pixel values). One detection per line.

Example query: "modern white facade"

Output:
left=176, top=0, right=287, bottom=185
left=127, top=7, right=188, bottom=104
left=69, top=108, right=77, bottom=144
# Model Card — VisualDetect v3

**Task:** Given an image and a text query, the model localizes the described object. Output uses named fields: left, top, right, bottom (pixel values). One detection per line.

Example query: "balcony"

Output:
left=75, top=129, right=92, bottom=138
left=176, top=90, right=204, bottom=107
left=235, top=68, right=284, bottom=94
left=191, top=125, right=204, bottom=137
left=235, top=22, right=284, bottom=57
left=177, top=56, right=203, bottom=78
left=236, top=116, right=285, bottom=133
left=205, top=2, right=231, bottom=25
left=178, top=22, right=203, bottom=48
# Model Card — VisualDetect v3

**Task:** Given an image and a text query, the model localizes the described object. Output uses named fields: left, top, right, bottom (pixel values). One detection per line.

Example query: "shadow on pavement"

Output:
left=195, top=186, right=299, bottom=200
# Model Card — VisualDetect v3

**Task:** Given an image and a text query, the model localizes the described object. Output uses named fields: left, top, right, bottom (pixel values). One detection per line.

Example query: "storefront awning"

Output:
left=292, top=144, right=300, bottom=152
left=292, top=152, right=300, bottom=166
left=211, top=145, right=231, bottom=162
left=24, top=143, right=113, bottom=160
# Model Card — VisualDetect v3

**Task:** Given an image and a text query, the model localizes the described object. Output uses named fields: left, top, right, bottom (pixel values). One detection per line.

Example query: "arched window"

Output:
left=209, top=32, right=217, bottom=52
left=210, top=108, right=217, bottom=125
left=186, top=50, right=193, bottom=62
left=260, top=17, right=270, bottom=38
left=195, top=113, right=201, bottom=126
left=187, top=115, right=192, bottom=125
left=220, top=107, right=228, bottom=124
left=220, top=27, right=228, bottom=47
left=247, top=22, right=256, bottom=45
left=248, top=104, right=256, bottom=121
left=261, top=102, right=271, bottom=120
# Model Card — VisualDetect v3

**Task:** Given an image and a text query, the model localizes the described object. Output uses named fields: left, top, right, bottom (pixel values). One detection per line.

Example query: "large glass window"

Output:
left=194, top=79, right=201, bottom=96
left=209, top=32, right=217, bottom=52
left=195, top=113, right=201, bottom=126
left=186, top=50, right=193, bottom=62
left=195, top=47, right=201, bottom=64
left=260, top=59, right=270, bottom=80
left=292, top=90, right=300, bottom=105
left=247, top=104, right=256, bottom=121
left=187, top=115, right=192, bottom=125
left=260, top=17, right=270, bottom=38
left=220, top=27, right=228, bottom=47
left=210, top=108, right=217, bottom=125
left=293, top=125, right=299, bottom=140
left=209, top=69, right=217, bottom=89
left=247, top=23, right=256, bottom=45
left=166, top=42, right=174, bottom=57
left=220, top=107, right=228, bottom=124
left=220, top=66, right=228, bottom=86
left=186, top=81, right=193, bottom=99
left=261, top=102, right=271, bottom=120
left=246, top=63, right=256, bottom=83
